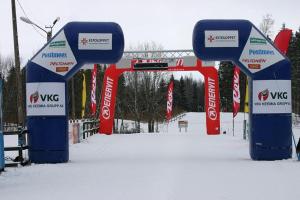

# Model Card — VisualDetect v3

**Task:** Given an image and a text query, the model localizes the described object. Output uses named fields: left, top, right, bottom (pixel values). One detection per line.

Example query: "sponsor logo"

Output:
left=207, top=35, right=237, bottom=43
left=250, top=37, right=267, bottom=45
left=80, top=38, right=88, bottom=46
left=56, top=67, right=69, bottom=72
left=233, top=71, right=240, bottom=103
left=29, top=92, right=59, bottom=104
left=30, top=91, right=39, bottom=103
left=207, top=35, right=214, bottom=42
left=49, top=40, right=66, bottom=48
left=85, top=38, right=110, bottom=45
left=253, top=80, right=291, bottom=114
left=207, top=77, right=217, bottom=120
left=102, top=106, right=110, bottom=120
left=41, top=52, right=67, bottom=58
left=50, top=61, right=74, bottom=72
left=249, top=49, right=274, bottom=55
left=26, top=82, right=65, bottom=116
left=79, top=33, right=112, bottom=50
left=205, top=30, right=239, bottom=47
left=242, top=58, right=267, bottom=69
left=167, top=87, right=173, bottom=113
left=102, top=76, right=114, bottom=120
left=248, top=64, right=261, bottom=69
left=91, top=69, right=97, bottom=105
left=176, top=59, right=183, bottom=66
left=50, top=61, right=74, bottom=66
left=258, top=89, right=269, bottom=101
left=241, top=58, right=266, bottom=63
left=208, top=107, right=217, bottom=120
left=257, top=89, right=288, bottom=103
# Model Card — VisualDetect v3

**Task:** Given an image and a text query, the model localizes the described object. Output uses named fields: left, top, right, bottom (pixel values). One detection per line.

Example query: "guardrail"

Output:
left=82, top=119, right=99, bottom=139
left=3, top=126, right=30, bottom=167
left=69, top=118, right=99, bottom=143
left=168, top=113, right=186, bottom=123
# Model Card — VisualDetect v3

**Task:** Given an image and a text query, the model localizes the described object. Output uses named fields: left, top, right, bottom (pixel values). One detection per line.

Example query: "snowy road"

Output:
left=1, top=113, right=300, bottom=200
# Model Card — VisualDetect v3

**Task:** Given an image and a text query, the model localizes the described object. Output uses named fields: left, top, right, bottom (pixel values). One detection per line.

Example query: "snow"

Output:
left=1, top=112, right=300, bottom=200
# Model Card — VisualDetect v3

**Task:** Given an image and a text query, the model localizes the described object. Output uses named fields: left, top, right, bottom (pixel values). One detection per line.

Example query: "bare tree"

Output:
left=0, top=54, right=14, bottom=79
left=259, top=14, right=275, bottom=38
left=123, top=41, right=168, bottom=132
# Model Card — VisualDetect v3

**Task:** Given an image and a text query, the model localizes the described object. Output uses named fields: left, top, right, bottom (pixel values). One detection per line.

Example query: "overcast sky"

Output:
left=1, top=0, right=300, bottom=68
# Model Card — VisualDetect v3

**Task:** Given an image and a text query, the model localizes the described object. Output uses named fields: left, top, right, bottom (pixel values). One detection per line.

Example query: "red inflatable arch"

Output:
left=98, top=51, right=220, bottom=135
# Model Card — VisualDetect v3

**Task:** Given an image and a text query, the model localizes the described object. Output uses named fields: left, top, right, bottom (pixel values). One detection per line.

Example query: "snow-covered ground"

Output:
left=1, top=112, right=300, bottom=200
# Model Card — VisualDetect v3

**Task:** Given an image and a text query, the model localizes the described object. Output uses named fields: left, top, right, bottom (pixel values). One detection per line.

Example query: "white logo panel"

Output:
left=26, top=82, right=66, bottom=116
left=205, top=30, right=239, bottom=47
left=78, top=33, right=112, bottom=50
left=239, top=27, right=284, bottom=73
left=32, top=31, right=77, bottom=76
left=253, top=80, right=291, bottom=114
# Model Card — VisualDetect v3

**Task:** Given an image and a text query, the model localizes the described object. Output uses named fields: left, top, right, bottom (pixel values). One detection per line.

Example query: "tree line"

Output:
left=0, top=59, right=205, bottom=132
left=1, top=26, right=300, bottom=128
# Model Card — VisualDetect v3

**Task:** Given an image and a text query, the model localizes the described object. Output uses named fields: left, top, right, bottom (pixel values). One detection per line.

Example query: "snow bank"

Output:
left=1, top=112, right=300, bottom=200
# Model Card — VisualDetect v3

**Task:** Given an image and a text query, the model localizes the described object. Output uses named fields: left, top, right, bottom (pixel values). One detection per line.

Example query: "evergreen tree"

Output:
left=3, top=67, right=18, bottom=122
left=198, top=80, right=205, bottom=112
left=179, top=76, right=188, bottom=111
left=218, top=61, right=234, bottom=112
left=287, top=29, right=300, bottom=114
left=191, top=82, right=199, bottom=112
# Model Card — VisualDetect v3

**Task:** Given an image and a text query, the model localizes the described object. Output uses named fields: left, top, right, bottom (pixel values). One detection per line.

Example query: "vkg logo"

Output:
left=258, top=89, right=288, bottom=101
left=30, top=91, right=59, bottom=103
left=258, top=89, right=269, bottom=101
left=30, top=91, right=39, bottom=103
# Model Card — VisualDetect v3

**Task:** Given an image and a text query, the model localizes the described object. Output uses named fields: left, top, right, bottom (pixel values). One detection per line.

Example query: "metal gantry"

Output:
left=123, top=50, right=194, bottom=60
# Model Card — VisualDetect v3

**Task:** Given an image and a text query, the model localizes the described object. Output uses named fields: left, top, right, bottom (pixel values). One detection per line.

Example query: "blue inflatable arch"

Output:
left=26, top=22, right=124, bottom=163
left=27, top=20, right=291, bottom=163
left=193, top=20, right=292, bottom=160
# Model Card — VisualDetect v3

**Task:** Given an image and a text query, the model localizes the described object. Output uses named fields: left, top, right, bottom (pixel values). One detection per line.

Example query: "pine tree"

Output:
left=198, top=80, right=205, bottom=112
left=218, top=61, right=234, bottom=112
left=287, top=30, right=300, bottom=114
left=179, top=76, right=188, bottom=111
left=3, top=67, right=18, bottom=122
left=191, top=82, right=199, bottom=112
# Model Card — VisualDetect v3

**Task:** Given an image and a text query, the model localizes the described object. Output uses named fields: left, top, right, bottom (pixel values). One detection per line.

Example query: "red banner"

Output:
left=274, top=28, right=292, bottom=55
left=203, top=66, right=220, bottom=135
left=90, top=64, right=97, bottom=116
left=99, top=65, right=120, bottom=134
left=232, top=66, right=240, bottom=118
left=166, top=80, right=174, bottom=121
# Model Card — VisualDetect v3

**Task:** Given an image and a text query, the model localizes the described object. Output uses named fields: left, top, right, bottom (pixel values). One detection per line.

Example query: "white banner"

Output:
left=205, top=30, right=239, bottom=47
left=78, top=33, right=112, bottom=50
left=253, top=80, right=291, bottom=114
left=239, top=27, right=284, bottom=74
left=26, top=82, right=66, bottom=116
left=32, top=31, right=77, bottom=76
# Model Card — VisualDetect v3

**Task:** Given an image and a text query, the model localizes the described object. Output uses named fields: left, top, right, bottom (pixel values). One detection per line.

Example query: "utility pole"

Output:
left=11, top=0, right=24, bottom=125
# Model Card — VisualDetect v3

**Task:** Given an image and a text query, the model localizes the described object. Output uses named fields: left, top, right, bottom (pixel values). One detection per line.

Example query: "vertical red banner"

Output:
left=274, top=28, right=292, bottom=55
left=90, top=64, right=97, bottom=116
left=203, top=67, right=220, bottom=135
left=99, top=65, right=119, bottom=134
left=166, top=80, right=174, bottom=121
left=232, top=66, right=240, bottom=118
